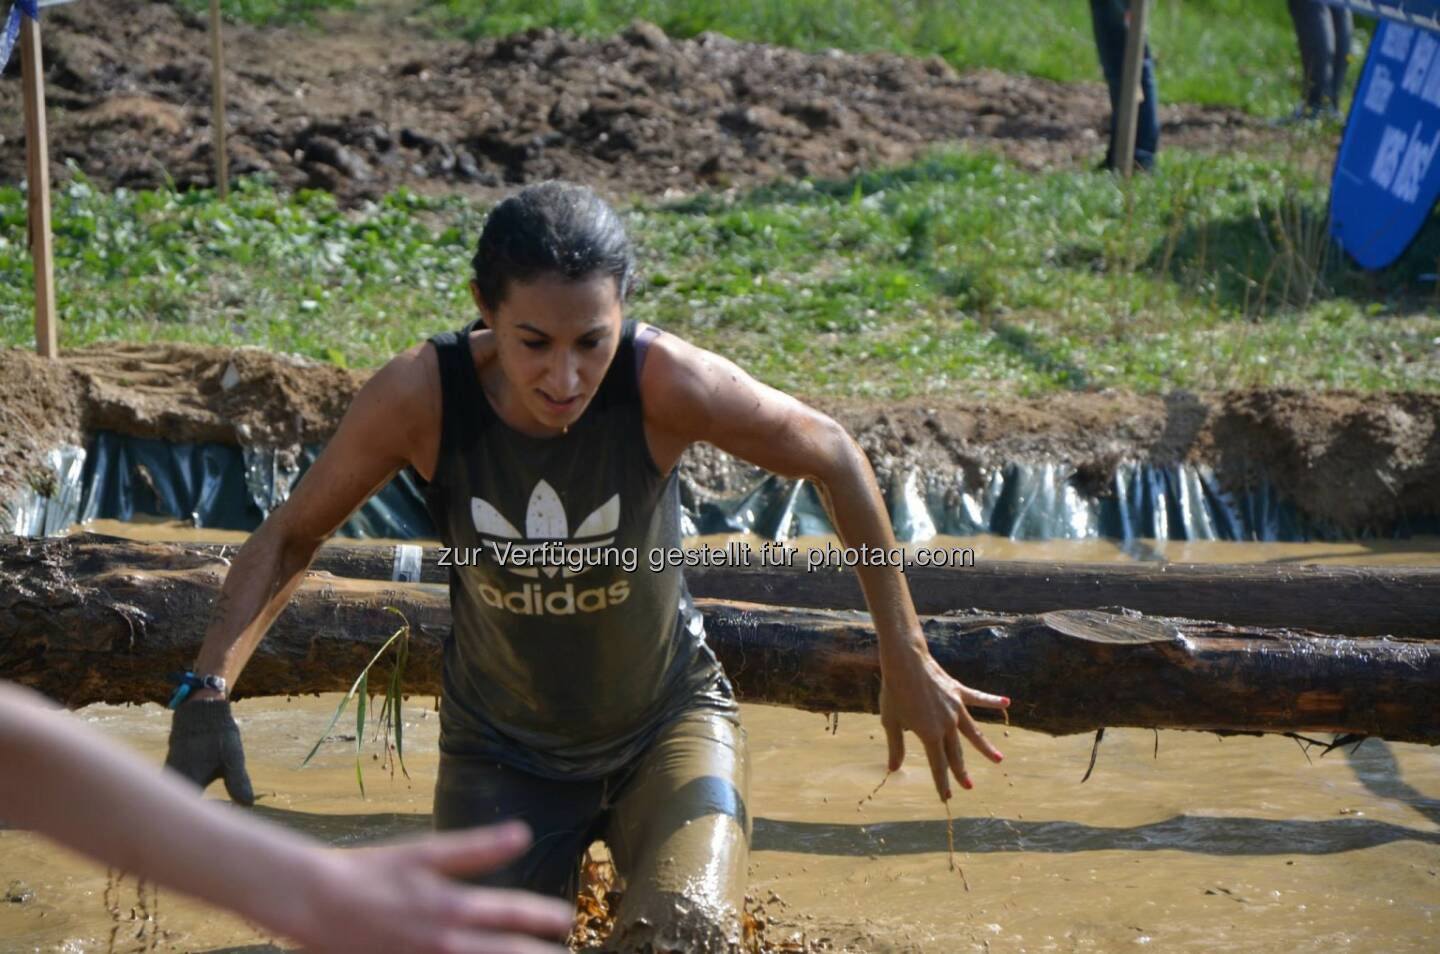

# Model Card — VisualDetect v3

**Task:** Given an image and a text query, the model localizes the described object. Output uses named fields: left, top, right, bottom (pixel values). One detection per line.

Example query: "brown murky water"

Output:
left=6, top=521, right=1436, bottom=952
left=2, top=699, right=1437, bottom=953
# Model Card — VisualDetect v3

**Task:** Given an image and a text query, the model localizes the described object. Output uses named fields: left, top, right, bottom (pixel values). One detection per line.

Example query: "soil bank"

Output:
left=3, top=343, right=1437, bottom=535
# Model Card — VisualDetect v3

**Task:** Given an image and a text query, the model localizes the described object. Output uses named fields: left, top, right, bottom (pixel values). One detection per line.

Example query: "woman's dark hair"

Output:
left=470, top=181, right=634, bottom=315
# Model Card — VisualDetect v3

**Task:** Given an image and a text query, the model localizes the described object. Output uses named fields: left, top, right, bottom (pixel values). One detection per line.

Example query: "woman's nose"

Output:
left=548, top=350, right=580, bottom=396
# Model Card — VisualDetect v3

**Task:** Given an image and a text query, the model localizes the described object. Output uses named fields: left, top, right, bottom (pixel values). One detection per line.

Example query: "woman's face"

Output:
left=476, top=271, right=624, bottom=435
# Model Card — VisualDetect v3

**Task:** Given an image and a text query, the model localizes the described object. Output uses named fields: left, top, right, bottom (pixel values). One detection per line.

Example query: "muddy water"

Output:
left=6, top=520, right=1435, bottom=951
left=1, top=698, right=1436, bottom=953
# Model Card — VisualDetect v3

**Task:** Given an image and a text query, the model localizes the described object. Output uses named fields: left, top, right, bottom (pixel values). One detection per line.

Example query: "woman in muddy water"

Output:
left=165, top=181, right=1011, bottom=950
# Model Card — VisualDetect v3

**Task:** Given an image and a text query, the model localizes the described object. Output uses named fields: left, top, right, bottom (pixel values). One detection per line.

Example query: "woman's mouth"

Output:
left=537, top=389, right=581, bottom=415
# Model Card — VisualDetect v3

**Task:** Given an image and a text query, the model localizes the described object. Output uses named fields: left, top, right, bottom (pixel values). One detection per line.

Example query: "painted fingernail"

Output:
left=961, top=776, right=974, bottom=790
left=1000, top=696, right=1011, bottom=706
left=991, top=751, right=1005, bottom=763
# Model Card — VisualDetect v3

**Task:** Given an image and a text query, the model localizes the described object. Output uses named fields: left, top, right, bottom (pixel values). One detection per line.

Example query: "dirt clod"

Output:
left=1, top=1, right=1280, bottom=204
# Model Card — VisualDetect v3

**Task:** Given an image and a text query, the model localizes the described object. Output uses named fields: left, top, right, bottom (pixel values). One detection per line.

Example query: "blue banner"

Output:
left=1321, top=2, right=1440, bottom=30
left=0, top=8, right=23, bottom=78
left=1321, top=2, right=1440, bottom=31
left=0, top=2, right=37, bottom=77
left=1331, top=19, right=1440, bottom=268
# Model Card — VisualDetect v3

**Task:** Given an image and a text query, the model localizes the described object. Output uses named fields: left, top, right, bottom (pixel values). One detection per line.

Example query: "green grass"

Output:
left=4, top=149, right=1436, bottom=397
left=193, top=0, right=1369, bottom=118
left=178, top=0, right=354, bottom=26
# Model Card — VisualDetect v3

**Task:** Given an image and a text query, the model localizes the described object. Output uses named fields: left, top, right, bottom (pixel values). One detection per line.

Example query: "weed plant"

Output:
left=2, top=148, right=1436, bottom=396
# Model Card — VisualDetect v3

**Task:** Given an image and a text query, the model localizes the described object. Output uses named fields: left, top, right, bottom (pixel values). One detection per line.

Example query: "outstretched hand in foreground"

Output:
left=0, top=681, right=572, bottom=954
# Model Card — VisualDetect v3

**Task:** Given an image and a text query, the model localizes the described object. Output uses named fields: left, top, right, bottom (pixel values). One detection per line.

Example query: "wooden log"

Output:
left=57, top=535, right=1440, bottom=640
left=2, top=537, right=1436, bottom=743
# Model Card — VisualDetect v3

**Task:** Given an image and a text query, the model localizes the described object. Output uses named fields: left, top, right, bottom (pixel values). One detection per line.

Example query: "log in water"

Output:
left=50, top=534, right=1440, bottom=639
left=2, top=536, right=1436, bottom=742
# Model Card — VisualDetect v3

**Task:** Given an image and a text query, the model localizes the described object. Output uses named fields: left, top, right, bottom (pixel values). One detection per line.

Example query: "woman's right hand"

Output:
left=293, top=821, right=574, bottom=954
left=164, top=698, right=255, bottom=806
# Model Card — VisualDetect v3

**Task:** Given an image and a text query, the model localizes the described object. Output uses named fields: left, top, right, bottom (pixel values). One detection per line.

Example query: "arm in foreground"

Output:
left=168, top=348, right=439, bottom=803
left=0, top=682, right=572, bottom=954
left=641, top=335, right=1009, bottom=801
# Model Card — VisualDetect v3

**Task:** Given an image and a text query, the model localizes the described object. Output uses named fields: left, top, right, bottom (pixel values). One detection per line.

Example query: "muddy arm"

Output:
left=189, top=350, right=435, bottom=696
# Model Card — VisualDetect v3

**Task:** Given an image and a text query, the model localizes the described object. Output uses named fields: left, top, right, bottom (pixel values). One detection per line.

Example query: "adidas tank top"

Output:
left=420, top=318, right=737, bottom=779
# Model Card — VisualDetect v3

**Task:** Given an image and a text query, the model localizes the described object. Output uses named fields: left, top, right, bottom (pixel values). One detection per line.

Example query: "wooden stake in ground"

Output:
left=208, top=0, right=229, bottom=199
left=19, top=2, right=57, bottom=358
left=1114, top=0, right=1150, bottom=179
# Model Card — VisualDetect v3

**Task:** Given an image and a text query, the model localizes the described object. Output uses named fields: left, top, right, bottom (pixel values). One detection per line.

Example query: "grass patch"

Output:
left=3, top=149, right=1436, bottom=397
left=200, top=0, right=1372, bottom=117
left=177, top=0, right=355, bottom=27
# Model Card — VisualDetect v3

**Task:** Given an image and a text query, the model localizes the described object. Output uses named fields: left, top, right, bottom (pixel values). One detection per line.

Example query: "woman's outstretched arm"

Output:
left=639, top=332, right=1010, bottom=802
left=0, top=681, right=571, bottom=954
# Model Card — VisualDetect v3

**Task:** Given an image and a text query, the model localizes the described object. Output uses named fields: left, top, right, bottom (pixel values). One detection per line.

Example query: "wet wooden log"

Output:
left=60, top=533, right=1440, bottom=640
left=2, top=537, right=1436, bottom=743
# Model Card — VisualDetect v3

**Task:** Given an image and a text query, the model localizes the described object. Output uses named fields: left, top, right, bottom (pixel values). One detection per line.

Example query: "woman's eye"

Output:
left=521, top=340, right=547, bottom=351
left=579, top=338, right=601, bottom=351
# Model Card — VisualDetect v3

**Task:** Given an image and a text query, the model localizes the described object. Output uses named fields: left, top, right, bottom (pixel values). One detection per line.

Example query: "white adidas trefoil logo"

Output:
left=467, top=481, right=631, bottom=617
left=471, top=480, right=620, bottom=578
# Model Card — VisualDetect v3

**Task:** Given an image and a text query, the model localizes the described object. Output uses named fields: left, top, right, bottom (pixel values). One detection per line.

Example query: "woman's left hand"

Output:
left=879, top=649, right=1010, bottom=801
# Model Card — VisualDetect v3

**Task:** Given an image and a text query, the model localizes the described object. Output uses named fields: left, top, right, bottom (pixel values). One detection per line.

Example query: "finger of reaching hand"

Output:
left=960, top=688, right=1010, bottom=711
left=957, top=710, right=1004, bottom=764
left=921, top=735, right=951, bottom=801
left=412, top=822, right=533, bottom=877
left=449, top=888, right=575, bottom=937
left=436, top=929, right=571, bottom=954
left=883, top=716, right=905, bottom=772
left=944, top=730, right=972, bottom=792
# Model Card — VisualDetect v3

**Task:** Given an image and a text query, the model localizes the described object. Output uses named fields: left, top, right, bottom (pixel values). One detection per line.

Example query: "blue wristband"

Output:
left=167, top=671, right=227, bottom=710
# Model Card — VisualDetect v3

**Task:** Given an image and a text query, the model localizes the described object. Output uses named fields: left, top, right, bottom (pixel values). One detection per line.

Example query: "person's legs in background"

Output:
left=1327, top=3, right=1353, bottom=114
left=1288, top=0, right=1347, bottom=118
left=1090, top=0, right=1160, bottom=170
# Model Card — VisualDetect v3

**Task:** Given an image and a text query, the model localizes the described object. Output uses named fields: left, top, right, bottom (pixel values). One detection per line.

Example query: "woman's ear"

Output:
left=468, top=280, right=490, bottom=328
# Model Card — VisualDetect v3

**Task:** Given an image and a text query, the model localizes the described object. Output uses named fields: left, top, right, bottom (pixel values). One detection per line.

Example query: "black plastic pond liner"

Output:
left=10, top=431, right=1440, bottom=542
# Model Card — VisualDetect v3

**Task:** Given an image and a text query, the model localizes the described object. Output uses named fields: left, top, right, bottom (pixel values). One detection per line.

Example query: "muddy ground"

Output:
left=3, top=343, right=1437, bottom=534
left=0, top=1, right=1289, bottom=203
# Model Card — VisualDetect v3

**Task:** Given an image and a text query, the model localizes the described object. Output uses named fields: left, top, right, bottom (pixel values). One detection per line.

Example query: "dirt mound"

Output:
left=4, top=344, right=1438, bottom=534
left=0, top=344, right=360, bottom=524
left=0, top=2, right=1276, bottom=203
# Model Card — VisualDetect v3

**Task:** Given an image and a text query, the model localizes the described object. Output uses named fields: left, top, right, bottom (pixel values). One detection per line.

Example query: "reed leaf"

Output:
left=300, top=609, right=413, bottom=796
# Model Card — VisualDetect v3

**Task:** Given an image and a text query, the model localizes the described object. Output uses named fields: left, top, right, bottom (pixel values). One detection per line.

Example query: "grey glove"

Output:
left=164, top=699, right=255, bottom=806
